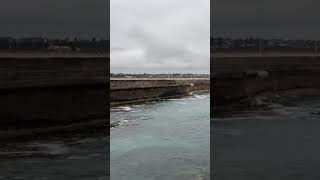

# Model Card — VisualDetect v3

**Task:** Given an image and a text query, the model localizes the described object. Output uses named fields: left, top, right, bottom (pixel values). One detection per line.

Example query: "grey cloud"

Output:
left=111, top=0, right=210, bottom=73
left=129, top=28, right=195, bottom=61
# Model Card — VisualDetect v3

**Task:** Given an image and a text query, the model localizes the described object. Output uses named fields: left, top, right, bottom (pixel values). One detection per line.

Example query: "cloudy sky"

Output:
left=212, top=0, right=320, bottom=39
left=111, top=0, right=210, bottom=74
left=0, top=0, right=108, bottom=39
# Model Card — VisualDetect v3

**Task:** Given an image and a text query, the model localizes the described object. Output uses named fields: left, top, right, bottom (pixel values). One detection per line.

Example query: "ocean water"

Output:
left=111, top=94, right=210, bottom=180
left=0, top=133, right=108, bottom=180
left=212, top=91, right=320, bottom=179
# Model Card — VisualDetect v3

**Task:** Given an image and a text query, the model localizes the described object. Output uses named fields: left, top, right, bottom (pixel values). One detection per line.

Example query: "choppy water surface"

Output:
left=213, top=90, right=320, bottom=179
left=0, top=133, right=108, bottom=180
left=111, top=94, right=210, bottom=180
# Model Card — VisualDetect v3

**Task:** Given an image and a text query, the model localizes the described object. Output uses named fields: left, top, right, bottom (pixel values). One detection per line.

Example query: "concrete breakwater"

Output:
left=213, top=55, right=320, bottom=106
left=110, top=78, right=210, bottom=106
left=0, top=55, right=109, bottom=138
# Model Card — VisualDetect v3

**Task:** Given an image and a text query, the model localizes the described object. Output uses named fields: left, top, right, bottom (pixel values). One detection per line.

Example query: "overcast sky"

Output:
left=212, top=0, right=320, bottom=39
left=0, top=0, right=108, bottom=39
left=111, top=0, right=210, bottom=74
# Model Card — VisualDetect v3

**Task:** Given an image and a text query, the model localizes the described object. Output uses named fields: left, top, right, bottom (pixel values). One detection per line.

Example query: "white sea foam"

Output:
left=193, top=94, right=210, bottom=99
left=168, top=98, right=185, bottom=101
left=111, top=106, right=133, bottom=112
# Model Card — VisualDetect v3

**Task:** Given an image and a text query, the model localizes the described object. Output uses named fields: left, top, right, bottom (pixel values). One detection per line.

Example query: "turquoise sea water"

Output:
left=111, top=94, right=210, bottom=180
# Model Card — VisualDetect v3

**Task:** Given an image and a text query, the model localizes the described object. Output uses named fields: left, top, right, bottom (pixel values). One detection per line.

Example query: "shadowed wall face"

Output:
left=0, top=86, right=107, bottom=127
left=0, top=57, right=109, bottom=129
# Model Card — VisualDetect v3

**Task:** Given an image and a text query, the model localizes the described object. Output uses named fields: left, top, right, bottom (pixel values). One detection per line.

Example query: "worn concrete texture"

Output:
left=0, top=56, right=109, bottom=136
left=0, top=57, right=107, bottom=89
left=212, top=55, right=320, bottom=105
left=110, top=78, right=210, bottom=105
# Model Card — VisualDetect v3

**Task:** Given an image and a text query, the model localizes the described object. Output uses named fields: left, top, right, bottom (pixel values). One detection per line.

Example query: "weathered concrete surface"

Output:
left=0, top=57, right=107, bottom=88
left=212, top=55, right=320, bottom=105
left=0, top=56, right=108, bottom=137
left=111, top=78, right=209, bottom=105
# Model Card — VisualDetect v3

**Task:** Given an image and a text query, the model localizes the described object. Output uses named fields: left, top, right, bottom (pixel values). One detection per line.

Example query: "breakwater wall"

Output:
left=110, top=78, right=209, bottom=106
left=213, top=55, right=320, bottom=105
left=0, top=55, right=108, bottom=137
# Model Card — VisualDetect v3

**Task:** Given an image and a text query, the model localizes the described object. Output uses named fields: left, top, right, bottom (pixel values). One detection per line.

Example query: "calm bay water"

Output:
left=111, top=94, right=210, bottom=180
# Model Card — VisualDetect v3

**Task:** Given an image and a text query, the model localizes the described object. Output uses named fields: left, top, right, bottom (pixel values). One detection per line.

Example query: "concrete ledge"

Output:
left=0, top=57, right=108, bottom=89
left=212, top=55, right=320, bottom=106
left=110, top=78, right=210, bottom=105
left=0, top=56, right=109, bottom=137
left=0, top=85, right=108, bottom=127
